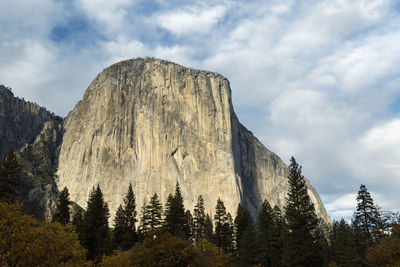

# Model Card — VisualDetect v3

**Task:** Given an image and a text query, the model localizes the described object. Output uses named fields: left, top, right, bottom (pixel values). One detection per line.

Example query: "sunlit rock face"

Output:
left=57, top=57, right=331, bottom=224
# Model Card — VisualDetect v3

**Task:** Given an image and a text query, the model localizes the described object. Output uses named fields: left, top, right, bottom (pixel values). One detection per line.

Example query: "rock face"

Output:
left=18, top=120, right=63, bottom=220
left=0, top=85, right=63, bottom=219
left=0, top=85, right=59, bottom=160
left=57, top=58, right=331, bottom=224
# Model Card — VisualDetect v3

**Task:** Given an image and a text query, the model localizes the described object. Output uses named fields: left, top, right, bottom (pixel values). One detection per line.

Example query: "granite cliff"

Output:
left=0, top=85, right=62, bottom=219
left=55, top=58, right=331, bottom=223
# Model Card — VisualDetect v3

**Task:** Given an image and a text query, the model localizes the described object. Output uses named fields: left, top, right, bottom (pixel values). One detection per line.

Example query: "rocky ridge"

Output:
left=0, top=85, right=63, bottom=219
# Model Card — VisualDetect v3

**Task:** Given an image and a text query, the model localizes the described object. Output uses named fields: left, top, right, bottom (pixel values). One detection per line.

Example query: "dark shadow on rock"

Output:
left=231, top=112, right=263, bottom=219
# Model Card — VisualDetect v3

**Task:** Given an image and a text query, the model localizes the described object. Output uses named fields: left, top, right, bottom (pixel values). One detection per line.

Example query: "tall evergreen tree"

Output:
left=113, top=205, right=125, bottom=247
left=354, top=184, right=380, bottom=239
left=81, top=185, right=110, bottom=261
left=0, top=150, right=20, bottom=203
left=214, top=198, right=234, bottom=253
left=164, top=193, right=174, bottom=227
left=183, top=210, right=194, bottom=240
left=215, top=197, right=227, bottom=250
left=113, top=183, right=137, bottom=250
left=234, top=204, right=253, bottom=251
left=193, top=195, right=206, bottom=242
left=205, top=213, right=214, bottom=242
left=144, top=193, right=163, bottom=232
left=223, top=212, right=235, bottom=254
left=257, top=200, right=283, bottom=266
left=283, top=157, right=323, bottom=267
left=329, top=219, right=355, bottom=267
left=351, top=220, right=369, bottom=266
left=234, top=204, right=256, bottom=266
left=164, top=182, right=186, bottom=238
left=138, top=200, right=149, bottom=237
left=52, top=187, right=70, bottom=225
left=72, top=207, right=84, bottom=233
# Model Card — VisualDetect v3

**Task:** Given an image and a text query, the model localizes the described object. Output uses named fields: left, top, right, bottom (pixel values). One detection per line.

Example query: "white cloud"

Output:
left=325, top=193, right=357, bottom=219
left=0, top=41, right=54, bottom=100
left=156, top=5, right=228, bottom=35
left=76, top=0, right=136, bottom=35
left=353, top=119, right=400, bottom=201
left=102, top=37, right=149, bottom=65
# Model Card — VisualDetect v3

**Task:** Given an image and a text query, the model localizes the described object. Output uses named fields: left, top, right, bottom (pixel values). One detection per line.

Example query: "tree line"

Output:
left=1, top=149, right=399, bottom=266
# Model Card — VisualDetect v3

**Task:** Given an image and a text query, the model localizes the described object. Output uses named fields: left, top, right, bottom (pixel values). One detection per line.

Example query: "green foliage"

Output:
left=234, top=204, right=257, bottom=266
left=257, top=201, right=283, bottom=266
left=354, top=184, right=380, bottom=240
left=193, top=195, right=206, bottom=242
left=183, top=209, right=194, bottom=240
left=234, top=204, right=253, bottom=251
left=52, top=186, right=71, bottom=225
left=367, top=223, right=400, bottom=266
left=140, top=193, right=163, bottom=234
left=80, top=185, right=111, bottom=262
left=100, top=231, right=228, bottom=267
left=113, top=183, right=137, bottom=250
left=72, top=206, right=84, bottom=233
left=214, top=198, right=234, bottom=254
left=0, top=150, right=20, bottom=203
left=0, top=201, right=86, bottom=266
left=205, top=213, right=214, bottom=242
left=164, top=182, right=187, bottom=239
left=283, top=157, right=324, bottom=266
left=329, top=219, right=356, bottom=267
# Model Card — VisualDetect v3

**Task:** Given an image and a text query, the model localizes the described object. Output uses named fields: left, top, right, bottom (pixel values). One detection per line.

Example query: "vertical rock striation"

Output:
left=0, top=85, right=63, bottom=219
left=57, top=58, right=331, bottom=224
left=0, top=85, right=59, bottom=160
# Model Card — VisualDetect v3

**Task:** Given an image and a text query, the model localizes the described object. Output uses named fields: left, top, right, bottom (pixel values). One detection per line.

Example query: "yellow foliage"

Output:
left=100, top=232, right=229, bottom=267
left=193, top=238, right=228, bottom=267
left=0, top=201, right=87, bottom=266
left=100, top=250, right=132, bottom=267
left=366, top=236, right=400, bottom=267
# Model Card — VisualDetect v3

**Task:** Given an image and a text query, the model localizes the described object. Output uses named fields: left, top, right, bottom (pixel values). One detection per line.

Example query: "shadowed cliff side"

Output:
left=0, top=85, right=64, bottom=219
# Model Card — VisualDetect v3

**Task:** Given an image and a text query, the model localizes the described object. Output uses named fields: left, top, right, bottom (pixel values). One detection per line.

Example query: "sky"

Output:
left=1, top=0, right=400, bottom=220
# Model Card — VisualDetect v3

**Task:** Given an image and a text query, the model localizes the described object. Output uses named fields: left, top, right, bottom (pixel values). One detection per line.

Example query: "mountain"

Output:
left=55, top=57, right=331, bottom=223
left=0, top=85, right=62, bottom=219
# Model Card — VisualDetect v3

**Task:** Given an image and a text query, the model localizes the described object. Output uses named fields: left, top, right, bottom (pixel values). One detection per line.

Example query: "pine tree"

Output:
left=145, top=193, right=163, bottom=232
left=138, top=200, right=148, bottom=237
left=81, top=185, right=110, bottom=261
left=183, top=210, right=194, bottom=240
left=283, top=157, right=323, bottom=267
left=234, top=204, right=253, bottom=251
left=257, top=200, right=283, bottom=266
left=113, top=184, right=137, bottom=250
left=52, top=187, right=70, bottom=225
left=0, top=150, right=20, bottom=203
left=113, top=205, right=125, bottom=248
left=164, top=193, right=174, bottom=229
left=351, top=220, right=369, bottom=266
left=215, top=197, right=227, bottom=250
left=329, top=219, right=355, bottom=267
left=354, top=184, right=380, bottom=239
left=72, top=207, right=84, bottom=233
left=223, top=212, right=235, bottom=254
left=193, top=195, right=206, bottom=242
left=205, top=214, right=214, bottom=242
left=234, top=204, right=256, bottom=266
left=214, top=198, right=234, bottom=253
left=163, top=182, right=186, bottom=238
